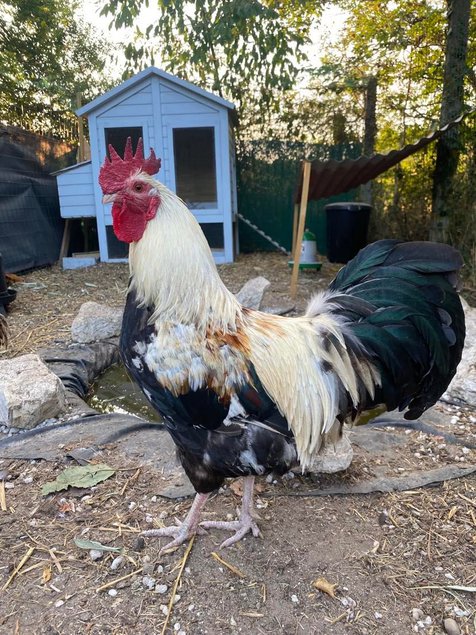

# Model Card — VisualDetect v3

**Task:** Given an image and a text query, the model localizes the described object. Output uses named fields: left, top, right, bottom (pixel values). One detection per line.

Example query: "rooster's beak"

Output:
left=102, top=193, right=116, bottom=204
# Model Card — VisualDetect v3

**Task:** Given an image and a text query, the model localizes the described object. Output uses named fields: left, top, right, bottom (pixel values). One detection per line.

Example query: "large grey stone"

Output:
left=235, top=276, right=270, bottom=310
left=71, top=301, right=123, bottom=343
left=444, top=299, right=476, bottom=406
left=308, top=429, right=353, bottom=474
left=0, top=354, right=66, bottom=429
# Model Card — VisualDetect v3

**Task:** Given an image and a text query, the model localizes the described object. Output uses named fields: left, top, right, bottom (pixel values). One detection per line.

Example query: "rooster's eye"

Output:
left=133, top=183, right=144, bottom=192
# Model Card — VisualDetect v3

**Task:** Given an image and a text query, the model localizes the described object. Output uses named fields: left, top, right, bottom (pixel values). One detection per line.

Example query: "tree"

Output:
left=99, top=0, right=320, bottom=133
left=431, top=0, right=472, bottom=241
left=0, top=0, right=112, bottom=139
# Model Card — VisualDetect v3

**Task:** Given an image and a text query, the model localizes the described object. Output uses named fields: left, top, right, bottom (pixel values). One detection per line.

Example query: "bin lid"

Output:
left=325, top=202, right=372, bottom=211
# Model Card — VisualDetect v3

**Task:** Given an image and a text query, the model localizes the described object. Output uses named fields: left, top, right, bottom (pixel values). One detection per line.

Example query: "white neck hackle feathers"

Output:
left=129, top=176, right=240, bottom=333
left=129, top=176, right=380, bottom=469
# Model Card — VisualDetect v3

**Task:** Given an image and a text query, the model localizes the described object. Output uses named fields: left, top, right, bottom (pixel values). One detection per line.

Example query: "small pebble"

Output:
left=150, top=495, right=157, bottom=502
left=412, top=608, right=424, bottom=621
left=5, top=482, right=14, bottom=490
left=142, top=575, right=156, bottom=590
left=160, top=604, right=168, bottom=616
left=174, top=624, right=181, bottom=632
left=54, top=600, right=64, bottom=608
left=291, top=594, right=299, bottom=604
left=89, top=549, right=103, bottom=561
left=173, top=594, right=181, bottom=604
left=110, top=556, right=124, bottom=571
left=132, top=536, right=146, bottom=552
left=443, top=618, right=460, bottom=635
left=155, top=584, right=168, bottom=594
left=374, top=612, right=382, bottom=619
left=22, top=476, right=33, bottom=484
left=157, top=565, right=164, bottom=574
left=108, top=589, right=118, bottom=597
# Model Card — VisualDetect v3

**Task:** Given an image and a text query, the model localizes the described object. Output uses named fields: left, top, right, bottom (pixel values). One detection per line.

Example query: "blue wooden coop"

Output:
left=55, top=67, right=238, bottom=265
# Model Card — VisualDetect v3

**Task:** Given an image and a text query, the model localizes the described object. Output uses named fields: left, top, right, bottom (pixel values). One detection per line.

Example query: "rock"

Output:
left=71, top=301, right=123, bottom=343
left=89, top=549, right=103, bottom=561
left=235, top=277, right=270, bottom=310
left=110, top=556, right=124, bottom=571
left=155, top=584, right=168, bottom=594
left=142, top=575, right=156, bottom=590
left=443, top=618, right=460, bottom=635
left=0, top=354, right=66, bottom=429
left=308, top=429, right=353, bottom=474
left=412, top=608, right=424, bottom=621
left=444, top=302, right=476, bottom=407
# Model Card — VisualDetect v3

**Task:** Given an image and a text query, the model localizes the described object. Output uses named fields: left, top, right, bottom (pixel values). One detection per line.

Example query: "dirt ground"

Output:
left=0, top=253, right=475, bottom=635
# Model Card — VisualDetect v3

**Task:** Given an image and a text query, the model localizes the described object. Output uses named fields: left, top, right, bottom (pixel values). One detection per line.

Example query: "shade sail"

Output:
left=294, top=110, right=474, bottom=203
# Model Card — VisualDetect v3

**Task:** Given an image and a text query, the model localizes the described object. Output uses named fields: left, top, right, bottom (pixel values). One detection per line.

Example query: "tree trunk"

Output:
left=360, top=75, right=378, bottom=205
left=430, top=0, right=471, bottom=242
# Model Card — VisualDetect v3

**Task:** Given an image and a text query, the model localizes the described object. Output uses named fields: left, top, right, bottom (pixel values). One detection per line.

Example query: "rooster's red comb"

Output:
left=98, top=137, right=161, bottom=194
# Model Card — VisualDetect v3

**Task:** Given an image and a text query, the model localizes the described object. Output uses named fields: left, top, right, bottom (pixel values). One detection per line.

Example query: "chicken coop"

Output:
left=55, top=66, right=238, bottom=266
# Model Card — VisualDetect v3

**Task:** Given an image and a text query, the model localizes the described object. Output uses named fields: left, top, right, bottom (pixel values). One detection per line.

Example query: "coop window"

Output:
left=104, top=127, right=143, bottom=159
left=173, top=127, right=217, bottom=209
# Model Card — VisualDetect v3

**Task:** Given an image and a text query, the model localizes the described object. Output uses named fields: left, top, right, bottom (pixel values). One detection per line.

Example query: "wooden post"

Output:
left=290, top=160, right=312, bottom=298
left=292, top=203, right=299, bottom=254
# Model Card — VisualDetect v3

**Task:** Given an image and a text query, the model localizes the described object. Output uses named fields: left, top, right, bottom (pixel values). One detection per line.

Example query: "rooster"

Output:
left=99, top=139, right=465, bottom=553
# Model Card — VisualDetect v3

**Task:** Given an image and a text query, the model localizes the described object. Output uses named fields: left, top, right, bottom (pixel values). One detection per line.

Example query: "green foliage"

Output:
left=99, top=0, right=319, bottom=132
left=0, top=0, right=112, bottom=139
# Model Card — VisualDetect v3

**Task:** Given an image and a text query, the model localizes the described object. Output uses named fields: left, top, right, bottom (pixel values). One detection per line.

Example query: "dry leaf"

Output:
left=42, top=565, right=52, bottom=584
left=229, top=479, right=243, bottom=496
left=58, top=500, right=75, bottom=513
left=74, top=538, right=122, bottom=553
left=313, top=576, right=338, bottom=598
left=42, top=464, right=115, bottom=496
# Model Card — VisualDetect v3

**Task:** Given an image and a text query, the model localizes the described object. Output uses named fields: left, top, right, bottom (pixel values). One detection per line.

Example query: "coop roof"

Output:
left=77, top=67, right=235, bottom=117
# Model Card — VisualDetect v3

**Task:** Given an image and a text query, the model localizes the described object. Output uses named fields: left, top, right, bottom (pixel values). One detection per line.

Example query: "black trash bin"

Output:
left=325, top=202, right=372, bottom=264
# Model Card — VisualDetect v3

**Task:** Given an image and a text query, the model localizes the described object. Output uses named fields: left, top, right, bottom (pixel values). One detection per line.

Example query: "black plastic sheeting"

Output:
left=39, top=340, right=121, bottom=399
left=0, top=137, right=64, bottom=272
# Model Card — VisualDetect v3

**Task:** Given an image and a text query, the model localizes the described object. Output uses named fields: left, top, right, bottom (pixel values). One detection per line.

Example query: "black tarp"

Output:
left=0, top=137, right=64, bottom=272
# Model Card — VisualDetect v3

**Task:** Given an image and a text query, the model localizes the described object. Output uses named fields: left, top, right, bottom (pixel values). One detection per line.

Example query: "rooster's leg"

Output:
left=142, top=492, right=210, bottom=554
left=200, top=476, right=261, bottom=548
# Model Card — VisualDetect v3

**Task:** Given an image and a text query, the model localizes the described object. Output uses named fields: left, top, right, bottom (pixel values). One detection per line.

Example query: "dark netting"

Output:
left=0, top=136, right=65, bottom=272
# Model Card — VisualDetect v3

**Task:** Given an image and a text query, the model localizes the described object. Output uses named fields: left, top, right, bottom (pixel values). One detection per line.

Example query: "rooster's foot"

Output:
left=142, top=492, right=209, bottom=555
left=200, top=514, right=261, bottom=548
left=200, top=476, right=261, bottom=548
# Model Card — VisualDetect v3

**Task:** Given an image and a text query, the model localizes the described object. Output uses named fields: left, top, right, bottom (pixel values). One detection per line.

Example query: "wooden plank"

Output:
left=59, top=219, right=72, bottom=261
left=290, top=161, right=312, bottom=298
